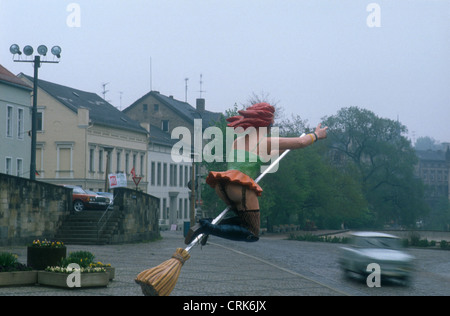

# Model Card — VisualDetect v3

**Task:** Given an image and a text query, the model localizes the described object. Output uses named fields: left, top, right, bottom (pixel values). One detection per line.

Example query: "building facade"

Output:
left=415, top=143, right=450, bottom=202
left=0, top=65, right=32, bottom=178
left=18, top=74, right=149, bottom=192
left=123, top=91, right=222, bottom=227
left=146, top=124, right=192, bottom=228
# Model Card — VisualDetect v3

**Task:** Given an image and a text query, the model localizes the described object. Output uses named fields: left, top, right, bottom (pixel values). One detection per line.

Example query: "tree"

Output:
left=323, top=107, right=428, bottom=227
left=414, top=136, right=443, bottom=151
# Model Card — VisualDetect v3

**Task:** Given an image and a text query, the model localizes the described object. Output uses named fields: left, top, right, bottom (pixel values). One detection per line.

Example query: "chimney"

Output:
left=77, top=107, right=89, bottom=128
left=196, top=98, right=205, bottom=112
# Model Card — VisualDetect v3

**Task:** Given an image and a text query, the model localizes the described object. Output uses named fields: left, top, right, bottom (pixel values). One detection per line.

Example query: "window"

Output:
left=6, top=106, right=13, bottom=138
left=36, top=112, right=43, bottom=131
left=5, top=157, right=12, bottom=175
left=125, top=152, right=130, bottom=174
left=116, top=151, right=122, bottom=172
left=157, top=162, right=162, bottom=186
left=106, top=150, right=112, bottom=173
left=89, top=148, right=95, bottom=172
left=162, top=120, right=169, bottom=132
left=154, top=104, right=159, bottom=111
left=17, top=108, right=24, bottom=139
left=143, top=104, right=148, bottom=111
left=179, top=165, right=184, bottom=187
left=151, top=162, right=156, bottom=185
left=163, top=163, right=167, bottom=186
left=173, top=164, right=177, bottom=187
left=98, top=149, right=104, bottom=172
left=59, top=148, right=71, bottom=170
left=16, top=158, right=23, bottom=177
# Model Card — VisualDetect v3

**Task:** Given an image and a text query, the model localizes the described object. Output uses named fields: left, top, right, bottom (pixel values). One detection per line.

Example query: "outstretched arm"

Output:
left=269, top=123, right=328, bottom=154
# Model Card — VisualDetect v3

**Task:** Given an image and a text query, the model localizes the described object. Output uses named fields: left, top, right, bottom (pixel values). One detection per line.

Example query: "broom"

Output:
left=135, top=137, right=302, bottom=296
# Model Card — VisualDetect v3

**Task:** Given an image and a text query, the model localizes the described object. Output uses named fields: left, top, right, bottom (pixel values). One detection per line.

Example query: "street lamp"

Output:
left=9, top=44, right=61, bottom=180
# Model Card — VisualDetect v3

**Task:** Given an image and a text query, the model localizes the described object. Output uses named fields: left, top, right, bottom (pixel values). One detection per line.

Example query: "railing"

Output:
left=97, top=193, right=118, bottom=242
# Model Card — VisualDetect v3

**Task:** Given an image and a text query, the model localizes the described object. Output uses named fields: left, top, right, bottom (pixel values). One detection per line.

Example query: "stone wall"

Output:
left=0, top=173, right=72, bottom=246
left=111, top=188, right=160, bottom=243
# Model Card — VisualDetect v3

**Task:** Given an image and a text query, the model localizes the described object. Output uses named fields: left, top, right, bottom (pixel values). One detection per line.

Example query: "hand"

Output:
left=314, top=123, right=328, bottom=140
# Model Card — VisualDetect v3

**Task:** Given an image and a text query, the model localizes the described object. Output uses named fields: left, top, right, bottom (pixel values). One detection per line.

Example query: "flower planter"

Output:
left=105, top=267, right=115, bottom=280
left=27, top=247, right=67, bottom=270
left=38, top=271, right=109, bottom=288
left=0, top=271, right=38, bottom=287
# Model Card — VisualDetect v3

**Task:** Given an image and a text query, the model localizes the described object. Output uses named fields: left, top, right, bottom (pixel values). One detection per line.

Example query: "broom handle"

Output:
left=185, top=134, right=304, bottom=252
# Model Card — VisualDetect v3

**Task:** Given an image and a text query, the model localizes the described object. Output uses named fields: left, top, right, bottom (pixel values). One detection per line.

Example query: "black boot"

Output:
left=184, top=222, right=206, bottom=245
left=201, top=220, right=259, bottom=242
left=200, top=216, right=241, bottom=246
left=185, top=219, right=259, bottom=245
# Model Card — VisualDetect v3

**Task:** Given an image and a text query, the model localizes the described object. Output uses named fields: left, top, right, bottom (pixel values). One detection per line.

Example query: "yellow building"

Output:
left=18, top=74, right=148, bottom=192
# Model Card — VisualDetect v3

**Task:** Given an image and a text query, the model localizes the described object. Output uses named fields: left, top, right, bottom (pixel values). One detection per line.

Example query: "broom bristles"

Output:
left=135, top=248, right=190, bottom=296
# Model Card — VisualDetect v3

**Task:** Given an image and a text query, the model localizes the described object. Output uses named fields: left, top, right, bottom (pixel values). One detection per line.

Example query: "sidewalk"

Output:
left=0, top=231, right=345, bottom=296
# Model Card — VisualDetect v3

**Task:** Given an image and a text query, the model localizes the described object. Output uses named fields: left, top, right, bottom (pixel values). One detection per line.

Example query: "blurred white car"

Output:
left=338, top=232, right=414, bottom=283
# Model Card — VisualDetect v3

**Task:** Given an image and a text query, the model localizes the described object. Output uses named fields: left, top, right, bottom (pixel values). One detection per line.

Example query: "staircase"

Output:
left=55, top=209, right=121, bottom=245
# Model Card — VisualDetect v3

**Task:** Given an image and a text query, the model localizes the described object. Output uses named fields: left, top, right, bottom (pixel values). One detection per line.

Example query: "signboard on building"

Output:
left=108, top=173, right=127, bottom=189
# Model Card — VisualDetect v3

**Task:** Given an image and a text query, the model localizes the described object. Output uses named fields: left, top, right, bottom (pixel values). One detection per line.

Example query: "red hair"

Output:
left=226, top=102, right=275, bottom=130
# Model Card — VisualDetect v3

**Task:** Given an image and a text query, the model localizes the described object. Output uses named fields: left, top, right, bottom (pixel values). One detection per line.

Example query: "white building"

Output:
left=0, top=65, right=32, bottom=178
left=147, top=124, right=192, bottom=229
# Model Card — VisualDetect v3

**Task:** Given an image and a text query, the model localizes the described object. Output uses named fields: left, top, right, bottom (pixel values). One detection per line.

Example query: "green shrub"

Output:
left=59, top=251, right=95, bottom=268
left=288, top=233, right=349, bottom=244
left=0, top=252, right=31, bottom=272
left=409, top=232, right=421, bottom=247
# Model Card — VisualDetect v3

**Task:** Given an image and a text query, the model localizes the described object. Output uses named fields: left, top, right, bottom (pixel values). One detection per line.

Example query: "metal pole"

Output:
left=190, top=157, right=196, bottom=227
left=30, top=55, right=40, bottom=181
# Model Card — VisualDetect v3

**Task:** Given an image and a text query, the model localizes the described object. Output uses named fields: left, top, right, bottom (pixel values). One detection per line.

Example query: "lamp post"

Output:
left=9, top=44, right=61, bottom=180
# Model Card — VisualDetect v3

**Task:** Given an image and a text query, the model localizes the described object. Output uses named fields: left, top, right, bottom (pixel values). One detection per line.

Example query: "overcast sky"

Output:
left=1, top=0, right=449, bottom=143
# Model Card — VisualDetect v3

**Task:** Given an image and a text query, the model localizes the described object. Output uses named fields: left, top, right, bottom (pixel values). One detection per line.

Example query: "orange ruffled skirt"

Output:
left=205, top=170, right=263, bottom=196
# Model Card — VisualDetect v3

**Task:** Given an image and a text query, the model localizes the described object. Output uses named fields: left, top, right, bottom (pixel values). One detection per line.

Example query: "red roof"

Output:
left=0, top=64, right=31, bottom=89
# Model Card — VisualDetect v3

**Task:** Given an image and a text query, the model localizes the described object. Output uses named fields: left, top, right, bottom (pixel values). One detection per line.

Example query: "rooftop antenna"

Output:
left=198, top=73, right=206, bottom=98
left=102, top=82, right=109, bottom=100
left=185, top=78, right=189, bottom=102
left=119, top=91, right=123, bottom=110
left=150, top=57, right=152, bottom=91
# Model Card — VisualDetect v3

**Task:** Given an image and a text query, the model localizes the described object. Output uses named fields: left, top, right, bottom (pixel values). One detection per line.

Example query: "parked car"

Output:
left=338, top=232, right=414, bottom=283
left=96, top=191, right=114, bottom=209
left=63, top=185, right=110, bottom=212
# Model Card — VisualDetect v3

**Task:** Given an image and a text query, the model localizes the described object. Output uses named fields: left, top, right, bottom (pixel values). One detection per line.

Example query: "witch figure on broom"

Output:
left=184, top=102, right=328, bottom=245
left=135, top=102, right=328, bottom=296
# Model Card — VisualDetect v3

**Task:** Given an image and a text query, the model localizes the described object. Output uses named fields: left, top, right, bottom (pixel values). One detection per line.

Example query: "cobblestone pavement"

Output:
left=0, top=231, right=346, bottom=296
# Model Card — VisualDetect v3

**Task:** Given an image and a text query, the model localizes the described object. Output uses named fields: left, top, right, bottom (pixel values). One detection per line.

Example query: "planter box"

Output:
left=105, top=267, right=115, bottom=280
left=38, top=271, right=109, bottom=288
left=27, top=247, right=67, bottom=270
left=0, top=271, right=38, bottom=287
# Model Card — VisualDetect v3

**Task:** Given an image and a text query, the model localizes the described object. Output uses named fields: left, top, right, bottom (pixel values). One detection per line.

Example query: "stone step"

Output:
left=56, top=210, right=120, bottom=245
